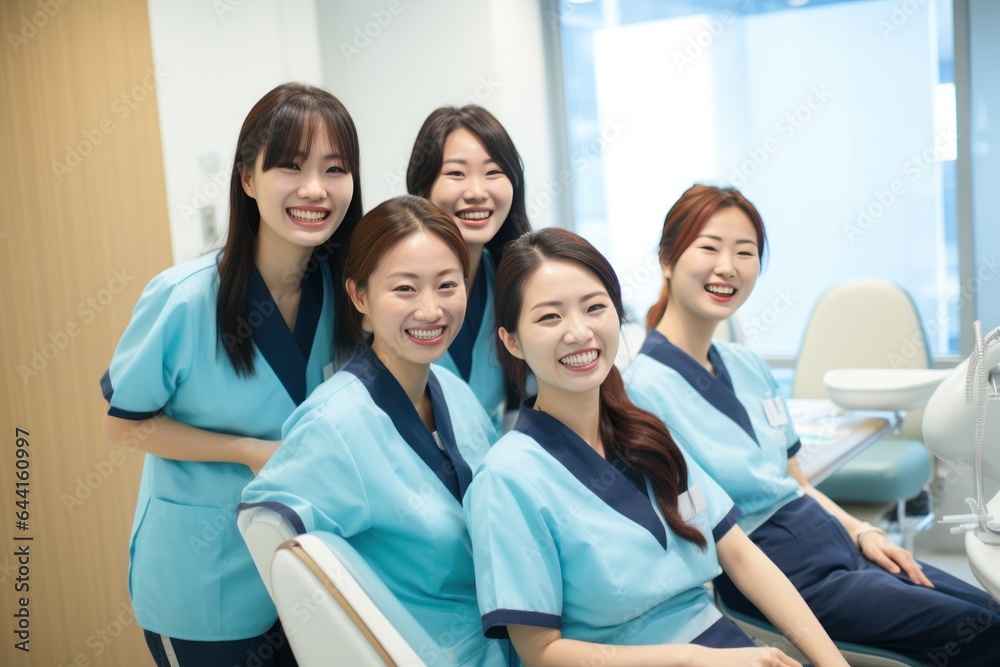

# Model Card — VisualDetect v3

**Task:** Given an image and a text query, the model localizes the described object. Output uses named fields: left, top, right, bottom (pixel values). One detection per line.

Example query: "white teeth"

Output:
left=457, top=211, right=490, bottom=220
left=706, top=285, right=735, bottom=295
left=560, top=350, right=598, bottom=367
left=288, top=208, right=328, bottom=222
left=408, top=327, right=443, bottom=340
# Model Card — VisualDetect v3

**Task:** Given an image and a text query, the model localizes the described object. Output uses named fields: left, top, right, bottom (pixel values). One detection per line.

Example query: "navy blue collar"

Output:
left=448, top=256, right=489, bottom=381
left=639, top=330, right=759, bottom=446
left=343, top=347, right=473, bottom=502
left=513, top=398, right=668, bottom=549
left=248, top=262, right=324, bottom=405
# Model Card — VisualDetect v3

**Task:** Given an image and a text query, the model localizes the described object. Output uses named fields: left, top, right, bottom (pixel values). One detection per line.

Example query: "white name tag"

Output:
left=762, top=395, right=790, bottom=427
left=678, top=482, right=708, bottom=522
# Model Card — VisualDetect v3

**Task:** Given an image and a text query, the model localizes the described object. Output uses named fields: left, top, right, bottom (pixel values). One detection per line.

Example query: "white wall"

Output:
left=147, top=0, right=323, bottom=263
left=314, top=0, right=562, bottom=229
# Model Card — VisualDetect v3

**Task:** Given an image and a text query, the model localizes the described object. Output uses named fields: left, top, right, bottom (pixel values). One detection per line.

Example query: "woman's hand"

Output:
left=692, top=646, right=801, bottom=667
left=245, top=439, right=281, bottom=475
left=857, top=528, right=934, bottom=587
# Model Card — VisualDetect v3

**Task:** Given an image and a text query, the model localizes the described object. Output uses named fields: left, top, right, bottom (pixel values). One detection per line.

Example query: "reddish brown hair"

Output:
left=495, top=228, right=707, bottom=548
left=645, top=184, right=767, bottom=331
left=344, top=195, right=470, bottom=348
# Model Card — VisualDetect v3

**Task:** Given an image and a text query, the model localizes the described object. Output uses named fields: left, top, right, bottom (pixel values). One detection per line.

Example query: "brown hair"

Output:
left=646, top=184, right=766, bottom=331
left=344, top=195, right=470, bottom=347
left=219, top=82, right=364, bottom=374
left=495, top=228, right=706, bottom=548
left=406, top=105, right=530, bottom=264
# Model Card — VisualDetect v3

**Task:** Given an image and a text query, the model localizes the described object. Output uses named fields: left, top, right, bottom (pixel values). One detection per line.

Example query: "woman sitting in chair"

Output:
left=466, top=227, right=847, bottom=666
left=239, top=196, right=510, bottom=666
left=624, top=184, right=1000, bottom=664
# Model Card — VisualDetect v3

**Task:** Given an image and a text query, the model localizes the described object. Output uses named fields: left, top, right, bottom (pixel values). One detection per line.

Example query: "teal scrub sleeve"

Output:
left=686, top=456, right=742, bottom=542
left=105, top=274, right=196, bottom=419
left=465, top=465, right=563, bottom=638
left=240, top=409, right=371, bottom=538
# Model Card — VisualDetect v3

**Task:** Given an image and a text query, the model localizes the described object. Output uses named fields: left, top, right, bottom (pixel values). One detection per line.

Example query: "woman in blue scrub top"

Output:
left=101, top=83, right=363, bottom=667
left=467, top=228, right=847, bottom=666
left=239, top=196, right=511, bottom=666
left=625, top=184, right=1000, bottom=665
left=407, top=106, right=532, bottom=427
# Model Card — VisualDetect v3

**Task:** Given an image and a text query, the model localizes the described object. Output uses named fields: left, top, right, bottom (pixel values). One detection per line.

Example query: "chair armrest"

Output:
left=238, top=505, right=297, bottom=596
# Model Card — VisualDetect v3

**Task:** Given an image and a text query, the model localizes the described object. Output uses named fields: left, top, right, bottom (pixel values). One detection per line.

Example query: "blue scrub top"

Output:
left=433, top=249, right=506, bottom=428
left=466, top=400, right=742, bottom=645
left=623, top=331, right=803, bottom=533
left=239, top=347, right=511, bottom=666
left=101, top=251, right=335, bottom=641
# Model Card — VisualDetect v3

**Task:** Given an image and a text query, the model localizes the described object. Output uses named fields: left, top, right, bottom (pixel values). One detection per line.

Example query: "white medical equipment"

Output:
left=922, top=322, right=1000, bottom=598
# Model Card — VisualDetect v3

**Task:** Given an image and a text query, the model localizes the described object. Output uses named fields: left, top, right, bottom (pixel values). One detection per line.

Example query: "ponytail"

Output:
left=600, top=366, right=707, bottom=549
left=646, top=281, right=669, bottom=332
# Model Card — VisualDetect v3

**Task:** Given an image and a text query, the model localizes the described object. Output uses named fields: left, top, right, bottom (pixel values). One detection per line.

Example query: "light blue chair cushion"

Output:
left=816, top=438, right=932, bottom=504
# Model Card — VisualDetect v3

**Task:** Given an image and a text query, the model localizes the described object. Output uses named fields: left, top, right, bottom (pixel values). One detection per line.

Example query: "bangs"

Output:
left=260, top=100, right=352, bottom=172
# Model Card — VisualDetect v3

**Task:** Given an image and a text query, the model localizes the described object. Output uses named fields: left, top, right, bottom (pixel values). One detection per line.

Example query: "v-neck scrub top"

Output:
left=465, top=402, right=742, bottom=645
left=239, top=348, right=511, bottom=666
left=101, top=250, right=334, bottom=641
left=433, top=249, right=506, bottom=428
left=624, top=331, right=802, bottom=533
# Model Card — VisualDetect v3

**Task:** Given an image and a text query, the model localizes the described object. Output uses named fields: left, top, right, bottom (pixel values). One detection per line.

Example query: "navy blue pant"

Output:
left=691, top=616, right=757, bottom=648
left=715, top=496, right=1000, bottom=667
left=144, top=620, right=297, bottom=667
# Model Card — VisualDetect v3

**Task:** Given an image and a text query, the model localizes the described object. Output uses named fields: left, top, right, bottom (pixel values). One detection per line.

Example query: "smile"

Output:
left=705, top=285, right=735, bottom=295
left=287, top=208, right=331, bottom=225
left=560, top=349, right=599, bottom=368
left=456, top=210, right=492, bottom=227
left=406, top=327, right=446, bottom=345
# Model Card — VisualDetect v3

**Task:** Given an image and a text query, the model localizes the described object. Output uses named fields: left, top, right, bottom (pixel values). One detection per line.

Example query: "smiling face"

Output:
left=241, top=122, right=354, bottom=256
left=349, top=231, right=467, bottom=371
left=663, top=205, right=761, bottom=324
left=427, top=127, right=513, bottom=251
left=499, top=260, right=619, bottom=401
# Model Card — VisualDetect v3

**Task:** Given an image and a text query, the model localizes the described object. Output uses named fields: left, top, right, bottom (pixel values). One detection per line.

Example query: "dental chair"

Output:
left=792, top=279, right=935, bottom=551
left=240, top=507, right=455, bottom=666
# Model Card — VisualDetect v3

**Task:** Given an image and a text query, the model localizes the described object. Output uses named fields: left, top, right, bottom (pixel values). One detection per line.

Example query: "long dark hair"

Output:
left=406, top=105, right=530, bottom=265
left=344, top=196, right=470, bottom=348
left=218, top=82, right=363, bottom=375
left=496, top=228, right=706, bottom=548
left=646, top=184, right=766, bottom=331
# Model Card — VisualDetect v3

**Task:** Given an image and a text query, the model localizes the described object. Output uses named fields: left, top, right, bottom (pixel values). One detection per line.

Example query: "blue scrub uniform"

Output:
left=465, top=400, right=752, bottom=648
left=239, top=347, right=512, bottom=667
left=102, top=252, right=334, bottom=646
left=434, top=249, right=506, bottom=428
left=625, top=331, right=1000, bottom=665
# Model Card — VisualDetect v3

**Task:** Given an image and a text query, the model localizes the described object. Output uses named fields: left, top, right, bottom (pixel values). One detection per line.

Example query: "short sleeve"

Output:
left=750, top=348, right=802, bottom=458
left=239, top=409, right=371, bottom=537
left=464, top=465, right=563, bottom=638
left=103, top=274, right=196, bottom=420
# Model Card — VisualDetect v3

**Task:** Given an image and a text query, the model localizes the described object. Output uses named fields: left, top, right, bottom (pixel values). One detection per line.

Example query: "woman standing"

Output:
left=102, top=83, right=362, bottom=666
left=407, top=106, right=531, bottom=427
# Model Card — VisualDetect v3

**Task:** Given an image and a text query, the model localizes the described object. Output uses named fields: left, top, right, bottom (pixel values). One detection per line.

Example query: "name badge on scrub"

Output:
left=678, top=482, right=708, bottom=522
left=762, top=393, right=790, bottom=427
